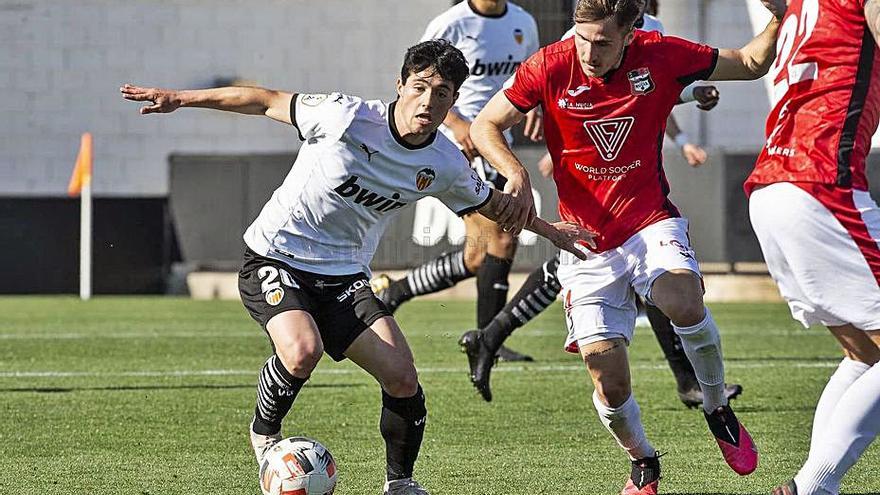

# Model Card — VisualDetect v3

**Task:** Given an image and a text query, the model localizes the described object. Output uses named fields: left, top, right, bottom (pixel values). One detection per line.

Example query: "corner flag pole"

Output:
left=68, top=133, right=93, bottom=300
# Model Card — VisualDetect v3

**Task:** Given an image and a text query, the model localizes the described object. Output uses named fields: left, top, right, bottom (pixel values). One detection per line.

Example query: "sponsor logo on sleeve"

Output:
left=300, top=93, right=328, bottom=107
left=471, top=172, right=487, bottom=195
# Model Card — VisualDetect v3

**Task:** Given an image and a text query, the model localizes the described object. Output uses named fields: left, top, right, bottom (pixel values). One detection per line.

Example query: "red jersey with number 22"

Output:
left=504, top=30, right=717, bottom=252
left=746, top=0, right=880, bottom=194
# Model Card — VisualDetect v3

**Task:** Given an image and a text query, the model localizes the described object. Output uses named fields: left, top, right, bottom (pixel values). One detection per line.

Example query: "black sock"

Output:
left=252, top=354, right=307, bottom=435
left=476, top=254, right=513, bottom=328
left=386, top=250, right=472, bottom=309
left=482, top=254, right=561, bottom=351
left=645, top=303, right=698, bottom=392
left=380, top=385, right=427, bottom=481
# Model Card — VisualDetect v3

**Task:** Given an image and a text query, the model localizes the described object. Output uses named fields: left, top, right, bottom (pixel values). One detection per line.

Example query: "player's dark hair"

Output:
left=647, top=0, right=658, bottom=16
left=400, top=39, right=469, bottom=91
left=573, top=0, right=645, bottom=30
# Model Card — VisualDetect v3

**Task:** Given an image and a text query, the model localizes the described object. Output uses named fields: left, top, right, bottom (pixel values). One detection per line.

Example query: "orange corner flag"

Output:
left=68, top=132, right=93, bottom=197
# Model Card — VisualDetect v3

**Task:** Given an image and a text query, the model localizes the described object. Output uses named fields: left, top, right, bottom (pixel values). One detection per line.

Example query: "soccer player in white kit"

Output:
left=120, top=40, right=593, bottom=495
left=745, top=1, right=880, bottom=494
left=372, top=0, right=543, bottom=362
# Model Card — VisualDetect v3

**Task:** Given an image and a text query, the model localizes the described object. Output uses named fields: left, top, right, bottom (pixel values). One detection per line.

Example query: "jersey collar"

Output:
left=388, top=100, right=437, bottom=150
left=467, top=0, right=508, bottom=18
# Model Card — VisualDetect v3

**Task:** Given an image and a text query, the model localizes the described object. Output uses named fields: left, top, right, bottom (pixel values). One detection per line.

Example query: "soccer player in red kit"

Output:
left=746, top=1, right=880, bottom=494
left=470, top=0, right=786, bottom=492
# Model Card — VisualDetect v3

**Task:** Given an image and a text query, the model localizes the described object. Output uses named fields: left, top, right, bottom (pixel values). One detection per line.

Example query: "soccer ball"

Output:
left=259, top=437, right=337, bottom=495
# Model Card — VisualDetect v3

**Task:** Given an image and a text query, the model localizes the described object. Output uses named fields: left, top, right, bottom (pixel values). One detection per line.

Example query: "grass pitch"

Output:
left=1, top=297, right=878, bottom=494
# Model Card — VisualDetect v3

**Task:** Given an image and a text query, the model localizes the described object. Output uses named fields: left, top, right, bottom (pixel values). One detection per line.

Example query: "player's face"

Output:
left=395, top=69, right=458, bottom=138
left=573, top=17, right=635, bottom=78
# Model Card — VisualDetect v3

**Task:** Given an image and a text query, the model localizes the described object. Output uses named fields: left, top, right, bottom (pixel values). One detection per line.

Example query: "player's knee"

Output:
left=658, top=294, right=705, bottom=327
left=383, top=364, right=420, bottom=398
left=276, top=340, right=323, bottom=377
left=463, top=247, right=486, bottom=273
left=491, top=231, right=517, bottom=258
left=593, top=376, right=631, bottom=408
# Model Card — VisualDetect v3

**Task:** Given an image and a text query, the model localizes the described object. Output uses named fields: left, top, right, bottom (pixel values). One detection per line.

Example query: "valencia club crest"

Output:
left=513, top=28, right=524, bottom=44
left=416, top=168, right=436, bottom=191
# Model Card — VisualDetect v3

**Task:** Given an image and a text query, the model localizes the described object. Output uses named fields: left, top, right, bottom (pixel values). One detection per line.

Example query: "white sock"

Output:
left=809, top=358, right=870, bottom=458
left=592, top=391, right=655, bottom=461
left=795, top=362, right=880, bottom=495
left=673, top=308, right=726, bottom=413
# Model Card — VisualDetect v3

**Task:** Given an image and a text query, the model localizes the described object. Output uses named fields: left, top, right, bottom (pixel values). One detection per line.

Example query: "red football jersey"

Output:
left=746, top=0, right=880, bottom=194
left=504, top=30, right=717, bottom=251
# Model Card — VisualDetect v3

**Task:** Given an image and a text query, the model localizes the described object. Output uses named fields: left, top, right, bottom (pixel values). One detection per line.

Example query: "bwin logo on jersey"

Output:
left=336, top=279, right=369, bottom=302
left=471, top=55, right=521, bottom=77
left=416, top=168, right=436, bottom=191
left=334, top=175, right=407, bottom=212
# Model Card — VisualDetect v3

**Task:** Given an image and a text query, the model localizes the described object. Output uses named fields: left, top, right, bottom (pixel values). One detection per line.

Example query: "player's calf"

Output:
left=381, top=385, right=428, bottom=484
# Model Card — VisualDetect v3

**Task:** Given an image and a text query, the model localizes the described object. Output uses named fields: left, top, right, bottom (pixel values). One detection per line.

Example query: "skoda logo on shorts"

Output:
left=265, top=287, right=284, bottom=306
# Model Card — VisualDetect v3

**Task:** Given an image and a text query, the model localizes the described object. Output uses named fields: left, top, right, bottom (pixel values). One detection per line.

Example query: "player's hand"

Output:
left=681, top=143, right=708, bottom=167
left=537, top=153, right=553, bottom=178
left=760, top=0, right=787, bottom=19
left=120, top=84, right=181, bottom=114
left=549, top=221, right=597, bottom=260
left=449, top=118, right=479, bottom=162
left=693, top=86, right=720, bottom=111
left=523, top=108, right=543, bottom=142
left=499, top=171, right=536, bottom=236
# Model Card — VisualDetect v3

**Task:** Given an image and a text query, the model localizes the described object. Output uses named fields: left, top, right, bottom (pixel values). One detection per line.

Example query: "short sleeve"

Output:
left=660, top=35, right=719, bottom=87
left=291, top=92, right=355, bottom=141
left=420, top=15, right=453, bottom=43
left=503, top=50, right=545, bottom=113
left=436, top=160, right=493, bottom=216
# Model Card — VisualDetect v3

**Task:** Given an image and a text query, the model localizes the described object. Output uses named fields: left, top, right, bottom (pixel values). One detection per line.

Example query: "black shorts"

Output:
left=471, top=156, right=507, bottom=190
left=238, top=249, right=390, bottom=361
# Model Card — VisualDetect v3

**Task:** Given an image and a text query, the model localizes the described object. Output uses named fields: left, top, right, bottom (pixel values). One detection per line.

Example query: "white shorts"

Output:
left=557, top=217, right=701, bottom=352
left=749, top=182, right=880, bottom=330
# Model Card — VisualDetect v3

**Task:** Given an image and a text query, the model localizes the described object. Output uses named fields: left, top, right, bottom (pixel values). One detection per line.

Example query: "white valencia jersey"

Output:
left=421, top=1, right=539, bottom=122
left=243, top=93, right=491, bottom=276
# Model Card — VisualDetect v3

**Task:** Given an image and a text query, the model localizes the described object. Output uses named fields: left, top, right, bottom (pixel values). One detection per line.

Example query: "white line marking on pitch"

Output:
left=0, top=329, right=821, bottom=340
left=0, top=361, right=838, bottom=379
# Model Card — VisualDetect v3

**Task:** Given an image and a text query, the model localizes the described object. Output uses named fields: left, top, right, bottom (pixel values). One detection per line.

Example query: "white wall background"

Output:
left=1, top=0, right=449, bottom=196
left=2, top=0, right=777, bottom=197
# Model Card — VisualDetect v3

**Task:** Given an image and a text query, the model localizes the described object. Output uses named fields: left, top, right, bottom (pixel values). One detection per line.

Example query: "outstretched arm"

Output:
left=867, top=0, right=880, bottom=45
left=120, top=84, right=294, bottom=124
left=709, top=0, right=786, bottom=81
left=471, top=92, right=536, bottom=235
left=478, top=190, right=596, bottom=260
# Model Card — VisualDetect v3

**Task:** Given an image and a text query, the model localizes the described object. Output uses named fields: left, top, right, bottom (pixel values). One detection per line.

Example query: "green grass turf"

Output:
left=0, top=297, right=877, bottom=494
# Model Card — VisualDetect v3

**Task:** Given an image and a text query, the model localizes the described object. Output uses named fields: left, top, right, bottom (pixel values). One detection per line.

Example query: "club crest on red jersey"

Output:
left=416, top=168, right=436, bottom=191
left=513, top=28, right=523, bottom=44
left=583, top=117, right=634, bottom=161
left=627, top=67, right=655, bottom=95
